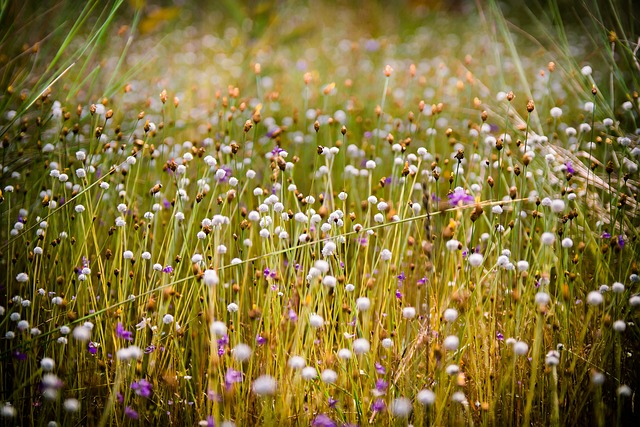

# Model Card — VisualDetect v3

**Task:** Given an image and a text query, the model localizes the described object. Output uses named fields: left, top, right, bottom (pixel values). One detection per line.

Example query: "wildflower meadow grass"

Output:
left=1, top=0, right=639, bottom=425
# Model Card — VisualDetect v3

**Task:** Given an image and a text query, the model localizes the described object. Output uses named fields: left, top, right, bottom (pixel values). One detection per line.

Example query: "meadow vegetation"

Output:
left=0, top=0, right=639, bottom=425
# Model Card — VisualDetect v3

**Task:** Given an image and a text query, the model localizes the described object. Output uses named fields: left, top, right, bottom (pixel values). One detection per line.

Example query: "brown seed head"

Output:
left=526, top=99, right=534, bottom=112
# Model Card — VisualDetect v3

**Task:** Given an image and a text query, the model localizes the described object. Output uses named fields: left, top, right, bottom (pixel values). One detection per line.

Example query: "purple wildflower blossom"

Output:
left=162, top=265, right=173, bottom=274
left=375, top=378, right=388, bottom=393
left=224, top=368, right=243, bottom=391
left=312, top=414, right=337, bottom=427
left=88, top=342, right=98, bottom=355
left=256, top=334, right=267, bottom=346
left=496, top=332, right=504, bottom=341
left=124, top=406, right=139, bottom=420
left=116, top=322, right=133, bottom=341
left=131, top=379, right=152, bottom=398
left=395, top=289, right=403, bottom=299
left=566, top=161, right=575, bottom=174
left=397, top=272, right=406, bottom=281
left=618, top=235, right=625, bottom=248
left=375, top=362, right=386, bottom=375
left=601, top=231, right=611, bottom=239
left=371, top=399, right=386, bottom=413
left=448, top=187, right=474, bottom=207
left=328, top=397, right=338, bottom=408
left=288, top=308, right=298, bottom=322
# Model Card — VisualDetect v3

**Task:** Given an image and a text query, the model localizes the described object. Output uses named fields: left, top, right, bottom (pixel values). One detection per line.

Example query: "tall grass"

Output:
left=0, top=0, right=638, bottom=425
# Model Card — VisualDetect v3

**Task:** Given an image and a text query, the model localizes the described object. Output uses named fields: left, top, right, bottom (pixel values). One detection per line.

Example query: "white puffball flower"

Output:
left=617, top=385, right=632, bottom=397
left=379, top=248, right=392, bottom=261
left=417, top=389, right=436, bottom=406
left=443, top=335, right=460, bottom=351
left=468, top=253, right=483, bottom=267
left=301, top=366, right=318, bottom=380
left=581, top=65, right=592, bottom=76
left=402, top=307, right=416, bottom=319
left=337, top=348, right=353, bottom=360
left=252, top=375, right=276, bottom=396
left=390, top=397, right=412, bottom=418
left=320, top=369, right=338, bottom=384
left=551, top=199, right=565, bottom=213
left=611, top=282, right=625, bottom=293
left=561, top=238, right=573, bottom=248
left=63, top=398, right=80, bottom=413
left=123, top=250, right=134, bottom=260
left=443, top=308, right=458, bottom=323
left=535, top=292, right=550, bottom=306
left=353, top=338, right=370, bottom=355
left=232, top=343, right=253, bottom=362
left=446, top=239, right=460, bottom=252
left=356, top=297, right=371, bottom=311
left=227, top=303, right=239, bottom=313
left=541, top=232, right=555, bottom=246
left=591, top=371, right=605, bottom=386
left=288, top=356, right=306, bottom=370
left=586, top=291, right=604, bottom=306
left=550, top=107, right=563, bottom=118
left=612, top=320, right=626, bottom=332
left=162, top=314, right=174, bottom=324
left=210, top=321, right=227, bottom=337
left=40, top=357, right=55, bottom=372
left=72, top=326, right=91, bottom=342
left=309, top=314, right=324, bottom=328
left=203, top=269, right=219, bottom=286
left=513, top=341, right=529, bottom=356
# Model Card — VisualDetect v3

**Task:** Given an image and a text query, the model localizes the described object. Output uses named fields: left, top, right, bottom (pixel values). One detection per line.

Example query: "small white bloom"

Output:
left=232, top=343, right=253, bottom=362
left=513, top=341, right=529, bottom=356
left=587, top=291, right=604, bottom=306
left=417, top=389, right=436, bottom=406
left=353, top=338, right=370, bottom=355
left=402, top=307, right=416, bottom=319
left=320, top=369, right=337, bottom=384
left=252, top=375, right=276, bottom=395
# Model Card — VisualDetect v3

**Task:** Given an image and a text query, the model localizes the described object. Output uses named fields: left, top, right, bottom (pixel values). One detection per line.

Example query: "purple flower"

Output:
left=256, top=334, right=267, bottom=346
left=397, top=272, right=406, bottom=281
left=312, top=414, right=337, bottom=427
left=375, top=363, right=386, bottom=375
left=13, top=351, right=27, bottom=361
left=417, top=277, right=427, bottom=286
left=328, top=397, right=338, bottom=408
left=288, top=308, right=298, bottom=322
left=144, top=345, right=156, bottom=354
left=270, top=144, right=284, bottom=156
left=162, top=265, right=173, bottom=274
left=116, top=322, right=133, bottom=341
left=88, top=342, right=98, bottom=355
left=224, top=368, right=243, bottom=391
left=448, top=187, right=474, bottom=207
left=565, top=161, right=575, bottom=174
left=601, top=231, right=611, bottom=239
left=395, top=289, right=403, bottom=299
left=163, top=198, right=171, bottom=209
left=204, top=415, right=215, bottom=427
left=617, top=235, right=625, bottom=249
left=375, top=378, right=388, bottom=393
left=124, top=406, right=139, bottom=420
left=371, top=399, right=386, bottom=413
left=131, top=379, right=152, bottom=398
left=496, top=332, right=504, bottom=341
